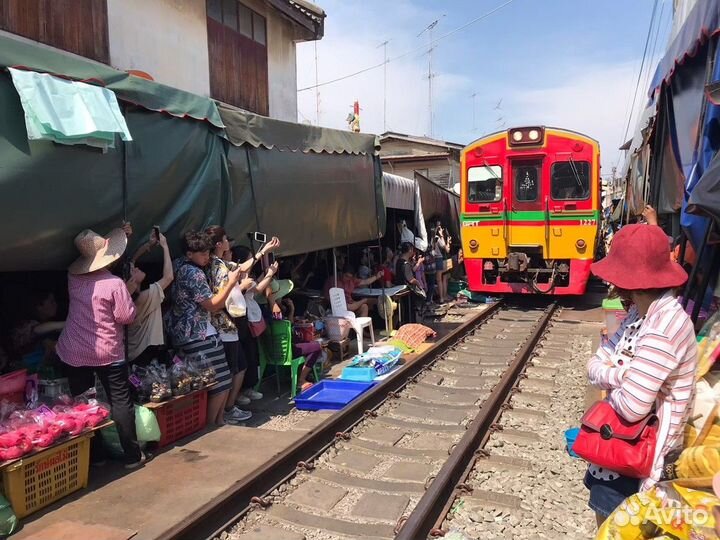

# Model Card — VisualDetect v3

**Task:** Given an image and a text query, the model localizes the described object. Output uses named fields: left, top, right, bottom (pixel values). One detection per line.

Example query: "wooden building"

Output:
left=0, top=0, right=324, bottom=121
left=379, top=131, right=464, bottom=190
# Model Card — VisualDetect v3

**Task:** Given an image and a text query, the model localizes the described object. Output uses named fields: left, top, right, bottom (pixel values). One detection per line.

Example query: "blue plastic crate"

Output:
left=294, top=380, right=375, bottom=411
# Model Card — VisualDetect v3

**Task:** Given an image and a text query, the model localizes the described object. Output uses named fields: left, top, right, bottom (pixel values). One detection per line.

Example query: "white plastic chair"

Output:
left=328, top=287, right=375, bottom=354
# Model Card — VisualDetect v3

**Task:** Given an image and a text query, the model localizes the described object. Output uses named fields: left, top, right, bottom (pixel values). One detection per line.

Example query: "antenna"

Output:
left=418, top=15, right=444, bottom=138
left=314, top=41, right=320, bottom=125
left=377, top=40, right=390, bottom=132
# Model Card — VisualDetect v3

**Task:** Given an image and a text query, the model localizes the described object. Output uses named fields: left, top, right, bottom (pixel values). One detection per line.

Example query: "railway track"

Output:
left=167, top=300, right=568, bottom=540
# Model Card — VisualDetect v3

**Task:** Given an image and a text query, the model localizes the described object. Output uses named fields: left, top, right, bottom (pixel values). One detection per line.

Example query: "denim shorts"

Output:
left=584, top=470, right=640, bottom=517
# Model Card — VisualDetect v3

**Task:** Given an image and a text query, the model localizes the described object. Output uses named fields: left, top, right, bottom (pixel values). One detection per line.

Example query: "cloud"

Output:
left=499, top=61, right=640, bottom=172
left=296, top=0, right=469, bottom=137
left=297, top=2, right=642, bottom=173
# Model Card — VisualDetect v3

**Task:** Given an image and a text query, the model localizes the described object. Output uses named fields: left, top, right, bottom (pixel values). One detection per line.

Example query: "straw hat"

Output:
left=256, top=279, right=294, bottom=304
left=68, top=228, right=128, bottom=275
left=270, top=279, right=294, bottom=300
left=590, top=224, right=688, bottom=290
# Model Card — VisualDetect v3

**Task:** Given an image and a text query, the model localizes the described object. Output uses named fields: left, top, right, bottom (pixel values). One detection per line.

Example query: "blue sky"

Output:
left=296, top=0, right=673, bottom=172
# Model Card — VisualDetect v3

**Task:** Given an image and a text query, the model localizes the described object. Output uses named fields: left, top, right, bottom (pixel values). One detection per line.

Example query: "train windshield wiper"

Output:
left=567, top=156, right=584, bottom=189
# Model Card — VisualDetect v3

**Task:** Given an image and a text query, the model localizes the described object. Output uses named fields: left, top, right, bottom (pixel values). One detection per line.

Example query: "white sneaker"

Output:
left=235, top=395, right=251, bottom=406
left=243, top=389, right=263, bottom=400
left=224, top=407, right=252, bottom=423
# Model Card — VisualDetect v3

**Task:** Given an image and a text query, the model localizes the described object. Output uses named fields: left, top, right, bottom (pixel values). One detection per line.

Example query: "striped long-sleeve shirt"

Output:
left=587, top=292, right=698, bottom=488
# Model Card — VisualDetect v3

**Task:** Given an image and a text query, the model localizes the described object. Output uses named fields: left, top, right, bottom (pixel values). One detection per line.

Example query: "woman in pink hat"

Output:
left=584, top=223, right=698, bottom=524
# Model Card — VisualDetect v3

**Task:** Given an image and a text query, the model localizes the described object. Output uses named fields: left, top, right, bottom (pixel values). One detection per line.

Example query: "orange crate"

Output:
left=151, top=389, right=208, bottom=447
left=0, top=434, right=91, bottom=518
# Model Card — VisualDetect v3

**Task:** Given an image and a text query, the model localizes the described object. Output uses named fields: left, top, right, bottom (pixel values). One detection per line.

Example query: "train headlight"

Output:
left=508, top=127, right=544, bottom=146
left=469, top=240, right=479, bottom=252
left=576, top=239, right=586, bottom=249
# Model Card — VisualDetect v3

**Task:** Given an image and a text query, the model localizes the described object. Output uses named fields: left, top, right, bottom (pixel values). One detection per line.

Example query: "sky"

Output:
left=296, top=0, right=674, bottom=173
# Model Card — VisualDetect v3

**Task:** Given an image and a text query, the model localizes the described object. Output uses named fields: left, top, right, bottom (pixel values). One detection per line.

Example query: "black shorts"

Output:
left=221, top=340, right=247, bottom=375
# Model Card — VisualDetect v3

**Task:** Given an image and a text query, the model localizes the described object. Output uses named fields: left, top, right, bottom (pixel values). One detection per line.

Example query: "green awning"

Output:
left=0, top=33, right=224, bottom=129
left=218, top=103, right=378, bottom=155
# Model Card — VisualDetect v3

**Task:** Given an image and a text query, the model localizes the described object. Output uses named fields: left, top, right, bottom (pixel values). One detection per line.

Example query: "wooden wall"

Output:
left=207, top=17, right=268, bottom=116
left=0, top=0, right=109, bottom=64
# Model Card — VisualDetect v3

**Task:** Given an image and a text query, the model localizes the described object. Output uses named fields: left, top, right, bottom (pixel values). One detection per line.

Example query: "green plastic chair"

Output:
left=256, top=320, right=322, bottom=398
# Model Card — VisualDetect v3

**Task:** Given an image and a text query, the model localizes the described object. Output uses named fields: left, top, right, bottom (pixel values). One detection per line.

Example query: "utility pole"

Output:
left=314, top=41, right=320, bottom=125
left=377, top=40, right=390, bottom=132
left=418, top=16, right=443, bottom=138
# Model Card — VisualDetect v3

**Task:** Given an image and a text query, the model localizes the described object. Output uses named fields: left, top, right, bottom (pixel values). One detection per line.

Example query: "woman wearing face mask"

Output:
left=583, top=224, right=698, bottom=525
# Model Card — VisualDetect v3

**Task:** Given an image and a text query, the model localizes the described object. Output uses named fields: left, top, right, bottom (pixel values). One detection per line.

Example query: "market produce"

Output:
left=0, top=396, right=110, bottom=463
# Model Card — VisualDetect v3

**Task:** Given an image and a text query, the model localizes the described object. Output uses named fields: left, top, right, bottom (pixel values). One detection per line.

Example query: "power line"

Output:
left=619, top=0, right=659, bottom=154
left=297, top=0, right=516, bottom=93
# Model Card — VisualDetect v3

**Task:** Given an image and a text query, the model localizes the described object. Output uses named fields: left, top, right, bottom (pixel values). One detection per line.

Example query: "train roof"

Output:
left=463, top=126, right=600, bottom=150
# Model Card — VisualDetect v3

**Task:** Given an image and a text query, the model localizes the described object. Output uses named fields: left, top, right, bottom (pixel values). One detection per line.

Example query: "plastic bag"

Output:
left=196, top=354, right=216, bottom=388
left=672, top=445, right=720, bottom=488
left=135, top=405, right=160, bottom=442
left=170, top=358, right=193, bottom=396
left=684, top=372, right=720, bottom=447
left=146, top=360, right=171, bottom=403
left=596, top=488, right=663, bottom=540
left=0, top=494, right=18, bottom=536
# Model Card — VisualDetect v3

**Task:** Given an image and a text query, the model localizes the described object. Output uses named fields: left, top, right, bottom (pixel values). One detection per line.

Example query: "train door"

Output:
left=509, top=159, right=547, bottom=254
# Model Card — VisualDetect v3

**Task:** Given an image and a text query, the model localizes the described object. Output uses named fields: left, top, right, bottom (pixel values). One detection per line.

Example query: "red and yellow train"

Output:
left=460, top=126, right=601, bottom=295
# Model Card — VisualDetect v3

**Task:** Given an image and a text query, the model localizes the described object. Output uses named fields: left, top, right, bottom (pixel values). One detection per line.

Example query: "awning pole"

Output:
left=333, top=248, right=337, bottom=288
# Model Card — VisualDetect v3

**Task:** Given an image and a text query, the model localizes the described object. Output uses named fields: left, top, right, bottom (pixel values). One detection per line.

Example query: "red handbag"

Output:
left=572, top=400, right=658, bottom=479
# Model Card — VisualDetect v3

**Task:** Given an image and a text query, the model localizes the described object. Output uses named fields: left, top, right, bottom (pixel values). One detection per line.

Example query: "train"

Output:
left=459, top=126, right=601, bottom=295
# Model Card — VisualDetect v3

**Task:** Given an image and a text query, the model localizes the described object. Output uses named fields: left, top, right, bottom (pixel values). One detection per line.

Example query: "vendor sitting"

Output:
left=326, top=265, right=384, bottom=317
left=10, top=289, right=65, bottom=371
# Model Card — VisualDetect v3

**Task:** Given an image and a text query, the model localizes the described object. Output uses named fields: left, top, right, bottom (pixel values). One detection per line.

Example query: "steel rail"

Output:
left=396, top=301, right=557, bottom=540
left=160, top=302, right=502, bottom=540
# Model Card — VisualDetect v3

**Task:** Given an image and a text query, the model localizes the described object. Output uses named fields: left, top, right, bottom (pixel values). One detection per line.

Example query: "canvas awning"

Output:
left=382, top=172, right=428, bottom=250
left=648, top=0, right=720, bottom=96
left=415, top=171, right=461, bottom=241
left=383, top=172, right=415, bottom=210
left=217, top=103, right=377, bottom=154
left=687, top=149, right=720, bottom=223
left=0, top=32, right=224, bottom=128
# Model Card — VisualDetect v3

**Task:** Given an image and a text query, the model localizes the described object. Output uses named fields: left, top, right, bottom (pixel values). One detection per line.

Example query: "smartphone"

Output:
left=254, top=232, right=267, bottom=243
left=152, top=226, right=160, bottom=241
left=268, top=252, right=275, bottom=265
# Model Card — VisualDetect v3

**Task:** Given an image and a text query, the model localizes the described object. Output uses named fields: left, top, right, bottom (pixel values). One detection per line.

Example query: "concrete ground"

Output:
left=13, top=305, right=490, bottom=540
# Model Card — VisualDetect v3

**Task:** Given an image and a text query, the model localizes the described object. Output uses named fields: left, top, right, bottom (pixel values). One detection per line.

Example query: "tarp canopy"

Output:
left=0, top=70, right=226, bottom=270
left=688, top=149, right=720, bottom=223
left=218, top=103, right=377, bottom=154
left=383, top=172, right=415, bottom=211
left=382, top=172, right=427, bottom=250
left=0, top=67, right=385, bottom=269
left=415, top=171, right=461, bottom=241
left=0, top=32, right=224, bottom=128
left=230, top=147, right=385, bottom=257
left=649, top=0, right=720, bottom=97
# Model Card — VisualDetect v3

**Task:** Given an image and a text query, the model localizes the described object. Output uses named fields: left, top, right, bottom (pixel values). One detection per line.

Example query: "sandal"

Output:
left=300, top=382, right=314, bottom=392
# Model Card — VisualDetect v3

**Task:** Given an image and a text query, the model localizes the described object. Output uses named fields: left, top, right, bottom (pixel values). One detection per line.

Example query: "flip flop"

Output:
left=300, top=382, right=314, bottom=392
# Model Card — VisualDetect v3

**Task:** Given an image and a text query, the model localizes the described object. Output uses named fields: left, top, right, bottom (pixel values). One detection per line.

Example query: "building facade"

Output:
left=0, top=0, right=323, bottom=121
left=379, top=131, right=464, bottom=189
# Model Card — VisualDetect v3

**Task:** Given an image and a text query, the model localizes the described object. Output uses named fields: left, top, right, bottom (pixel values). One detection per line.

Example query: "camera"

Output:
left=253, top=232, right=267, bottom=243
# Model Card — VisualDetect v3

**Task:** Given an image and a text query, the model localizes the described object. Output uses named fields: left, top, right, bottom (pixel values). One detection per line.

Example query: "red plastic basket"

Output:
left=152, top=389, right=208, bottom=448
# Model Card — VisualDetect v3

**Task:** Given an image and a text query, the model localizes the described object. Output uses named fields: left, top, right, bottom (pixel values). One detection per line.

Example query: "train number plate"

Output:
left=580, top=219, right=596, bottom=226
